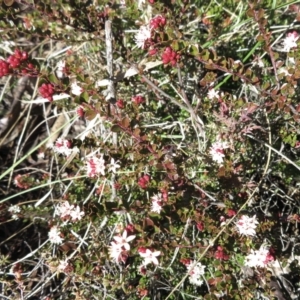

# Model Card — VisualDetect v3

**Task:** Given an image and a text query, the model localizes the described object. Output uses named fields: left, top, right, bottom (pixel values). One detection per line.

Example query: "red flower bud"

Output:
left=138, top=175, right=150, bottom=189
left=116, top=99, right=125, bottom=109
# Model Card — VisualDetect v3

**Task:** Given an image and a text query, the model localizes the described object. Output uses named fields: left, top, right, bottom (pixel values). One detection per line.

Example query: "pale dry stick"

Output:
left=165, top=110, right=273, bottom=299
left=0, top=116, right=77, bottom=182
left=25, top=222, right=92, bottom=299
left=0, top=222, right=33, bottom=246
left=213, top=0, right=240, bottom=24
left=53, top=113, right=83, bottom=175
left=105, top=19, right=118, bottom=202
left=0, top=76, right=31, bottom=147
left=105, top=20, right=116, bottom=104
left=45, top=112, right=67, bottom=148
left=175, top=65, right=206, bottom=149
left=246, top=135, right=300, bottom=172
left=168, top=217, right=191, bottom=268
left=0, top=74, right=11, bottom=105
left=7, top=240, right=49, bottom=269
left=47, top=45, right=72, bottom=60
left=130, top=64, right=205, bottom=136
left=35, top=189, right=53, bottom=207
left=0, top=175, right=86, bottom=205
left=7, top=100, right=39, bottom=190
left=83, top=179, right=100, bottom=205
left=193, top=185, right=226, bottom=208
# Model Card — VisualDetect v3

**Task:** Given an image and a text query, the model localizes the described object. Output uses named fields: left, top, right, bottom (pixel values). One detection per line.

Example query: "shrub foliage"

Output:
left=1, top=0, right=300, bottom=299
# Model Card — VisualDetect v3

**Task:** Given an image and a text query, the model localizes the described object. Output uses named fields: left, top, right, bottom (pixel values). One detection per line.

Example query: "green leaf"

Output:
left=189, top=45, right=199, bottom=57
left=111, top=125, right=122, bottom=132
left=49, top=73, right=60, bottom=84
left=80, top=91, right=89, bottom=102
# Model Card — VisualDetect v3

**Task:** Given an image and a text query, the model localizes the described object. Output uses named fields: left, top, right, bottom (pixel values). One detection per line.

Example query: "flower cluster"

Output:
left=182, top=260, right=206, bottom=286
left=86, top=155, right=120, bottom=177
left=135, top=25, right=152, bottom=49
left=56, top=60, right=67, bottom=78
left=162, top=47, right=180, bottom=66
left=209, top=140, right=229, bottom=164
left=55, top=201, right=85, bottom=222
left=108, top=158, right=120, bottom=173
left=52, top=138, right=78, bottom=157
left=138, top=174, right=150, bottom=189
left=116, top=99, right=125, bottom=109
left=150, top=193, right=164, bottom=214
left=71, top=81, right=83, bottom=96
left=282, top=31, right=299, bottom=52
left=138, top=247, right=161, bottom=266
left=214, top=246, right=230, bottom=260
left=0, top=59, right=10, bottom=77
left=7, top=49, right=28, bottom=68
left=48, top=226, right=63, bottom=244
left=86, top=155, right=106, bottom=177
left=39, top=83, right=55, bottom=102
left=207, top=88, right=220, bottom=100
left=244, top=245, right=275, bottom=268
left=236, top=215, right=258, bottom=237
left=14, top=174, right=31, bottom=189
left=0, top=49, right=36, bottom=77
left=8, top=205, right=21, bottom=220
left=150, top=15, right=166, bottom=29
left=132, top=95, right=145, bottom=105
left=76, top=105, right=85, bottom=118
left=108, top=230, right=136, bottom=263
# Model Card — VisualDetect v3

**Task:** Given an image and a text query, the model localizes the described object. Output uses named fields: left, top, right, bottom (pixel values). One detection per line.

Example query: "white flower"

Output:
left=56, top=60, right=66, bottom=78
left=108, top=230, right=135, bottom=263
left=48, top=226, right=63, bottom=244
left=189, top=275, right=204, bottom=286
left=244, top=245, right=273, bottom=268
left=56, top=201, right=75, bottom=219
left=9, top=205, right=21, bottom=220
left=150, top=193, right=163, bottom=214
left=252, top=58, right=264, bottom=68
left=8, top=205, right=21, bottom=214
left=70, top=206, right=85, bottom=221
left=52, top=138, right=78, bottom=157
left=57, top=260, right=69, bottom=272
left=37, top=151, right=45, bottom=159
left=186, top=261, right=206, bottom=276
left=151, top=201, right=163, bottom=214
left=207, top=88, right=219, bottom=100
left=135, top=25, right=152, bottom=49
left=113, top=230, right=136, bottom=251
left=108, top=242, right=123, bottom=262
left=282, top=31, right=299, bottom=52
left=151, top=194, right=162, bottom=202
left=56, top=201, right=84, bottom=222
left=186, top=261, right=206, bottom=286
left=236, top=215, right=258, bottom=237
left=86, top=155, right=105, bottom=177
left=71, top=82, right=83, bottom=96
left=209, top=141, right=229, bottom=164
left=139, top=249, right=161, bottom=266
left=108, top=158, right=120, bottom=173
